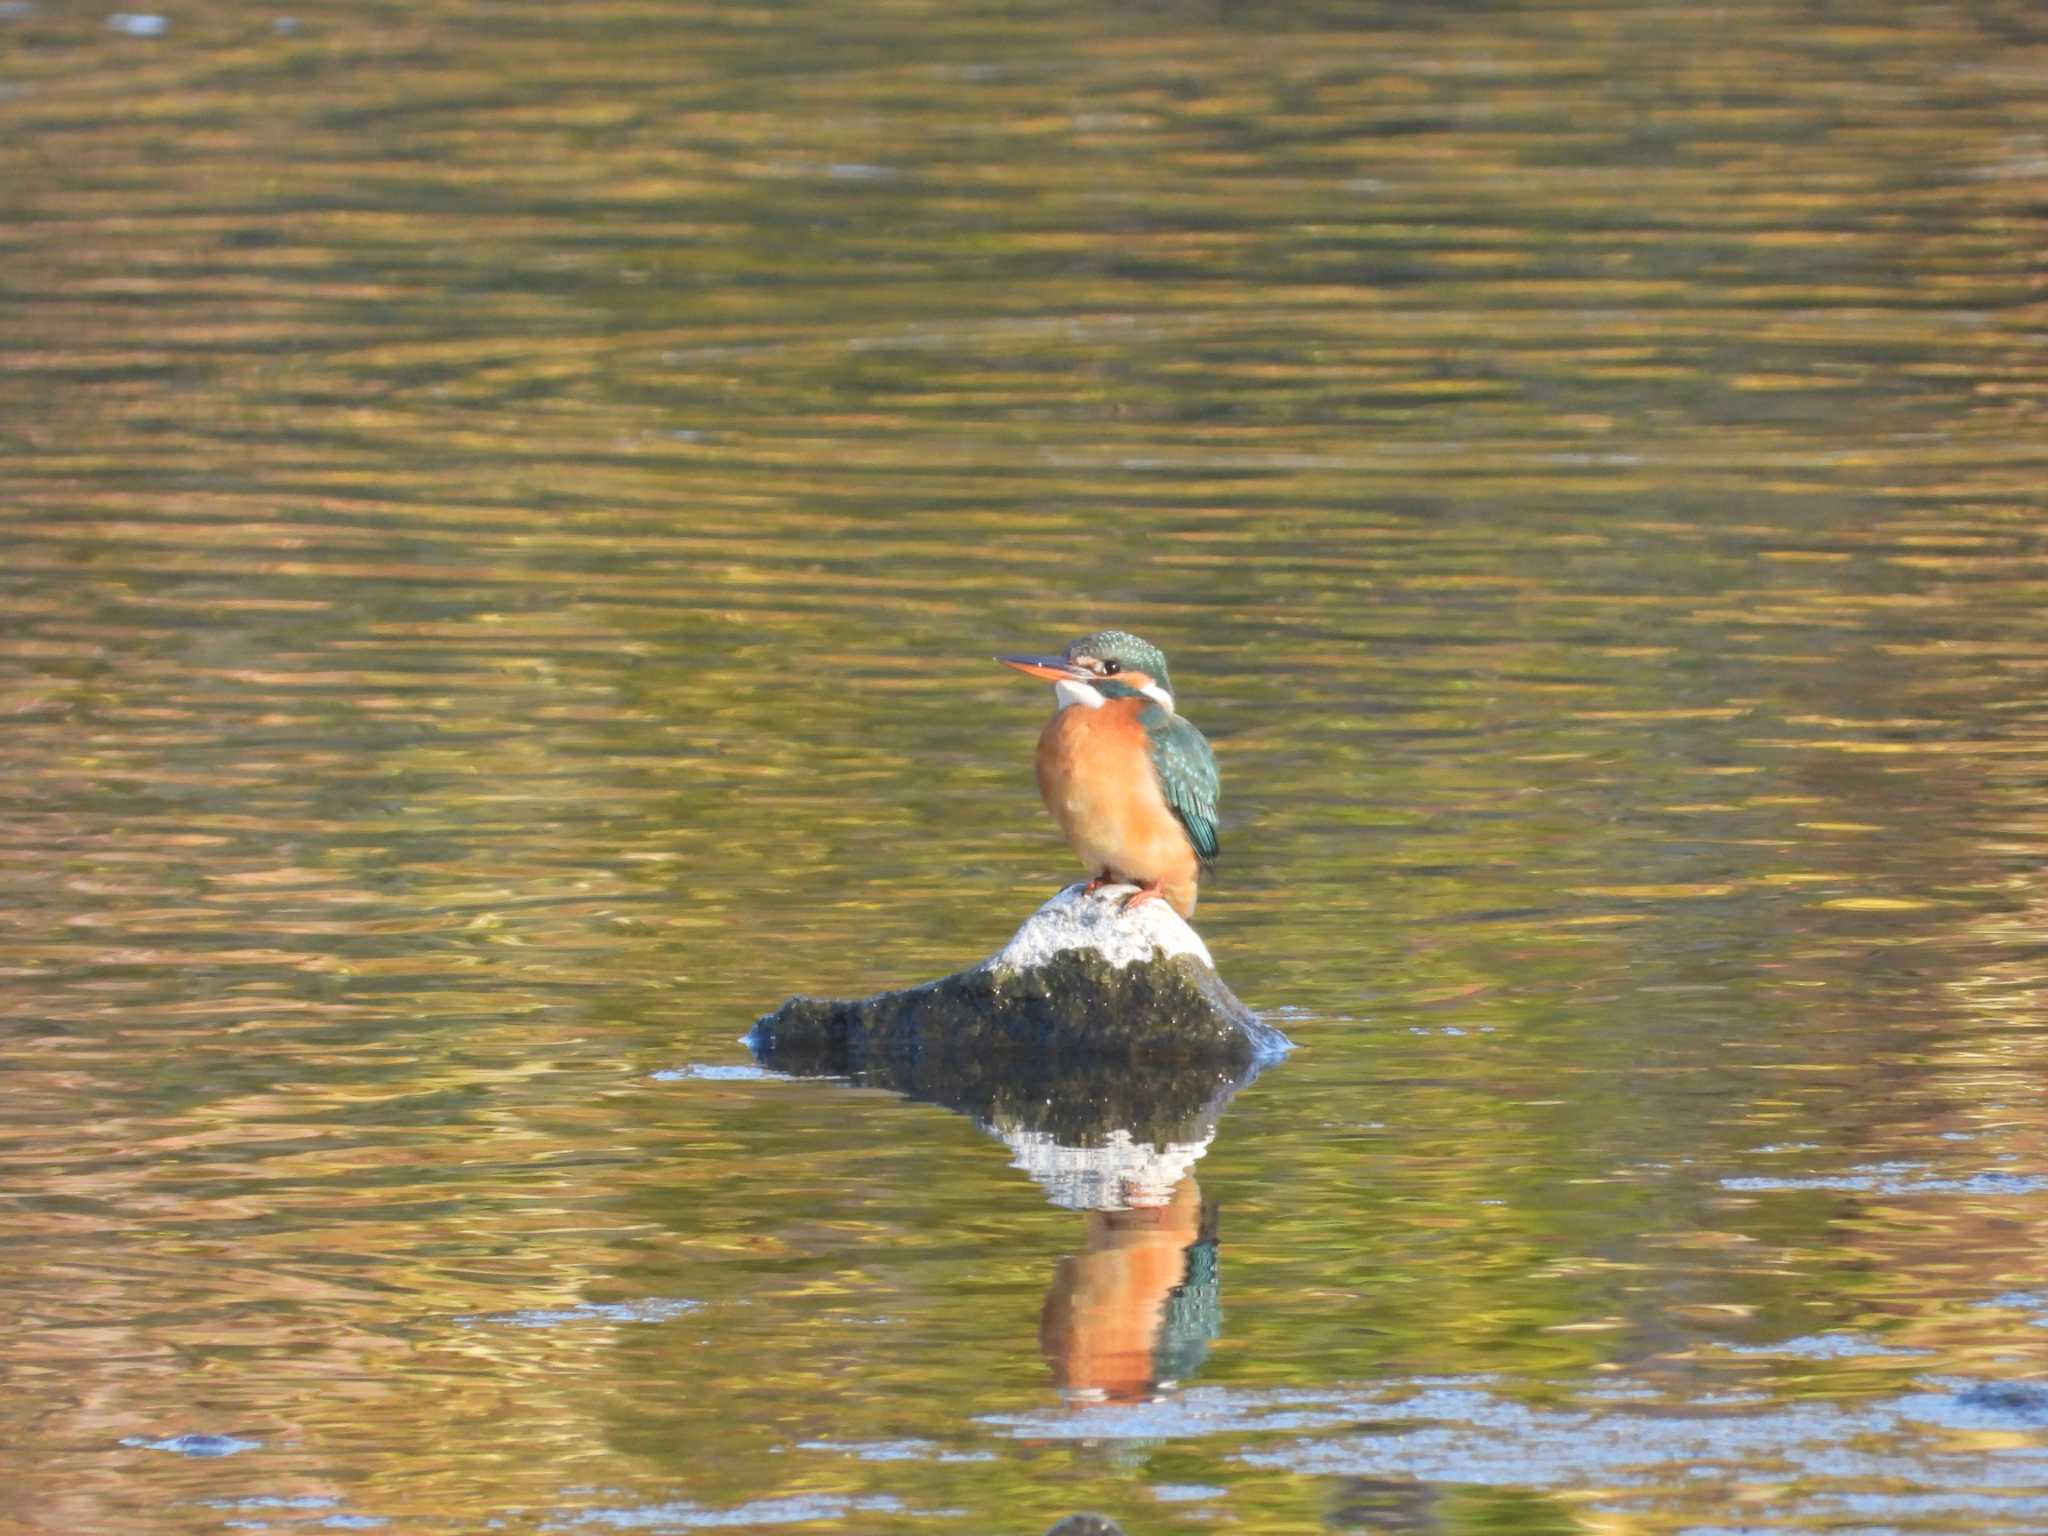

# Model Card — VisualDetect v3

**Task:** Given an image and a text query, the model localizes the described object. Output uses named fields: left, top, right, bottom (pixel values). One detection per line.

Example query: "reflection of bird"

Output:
left=998, top=630, right=1219, bottom=919
left=1040, top=1176, right=1212, bottom=1403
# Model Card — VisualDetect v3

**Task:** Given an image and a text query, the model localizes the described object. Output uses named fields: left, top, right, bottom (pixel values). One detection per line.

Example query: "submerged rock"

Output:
left=748, top=884, right=1289, bottom=1074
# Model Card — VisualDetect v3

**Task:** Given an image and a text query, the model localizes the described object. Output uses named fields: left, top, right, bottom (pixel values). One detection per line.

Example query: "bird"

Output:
left=997, top=630, right=1219, bottom=920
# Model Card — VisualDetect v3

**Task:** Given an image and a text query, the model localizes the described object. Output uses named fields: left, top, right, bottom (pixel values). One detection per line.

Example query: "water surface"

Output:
left=4, top=0, right=2048, bottom=1532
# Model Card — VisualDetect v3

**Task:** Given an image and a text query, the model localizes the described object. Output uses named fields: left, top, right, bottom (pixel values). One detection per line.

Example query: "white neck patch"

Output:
left=1053, top=678, right=1106, bottom=711
left=1139, top=682, right=1175, bottom=714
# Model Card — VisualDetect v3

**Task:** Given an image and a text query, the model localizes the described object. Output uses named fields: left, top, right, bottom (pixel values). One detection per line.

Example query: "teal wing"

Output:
left=1145, top=708, right=1220, bottom=867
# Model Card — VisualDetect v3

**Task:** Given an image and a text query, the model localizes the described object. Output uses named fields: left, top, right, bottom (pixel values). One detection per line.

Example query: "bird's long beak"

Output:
left=997, top=652, right=1092, bottom=683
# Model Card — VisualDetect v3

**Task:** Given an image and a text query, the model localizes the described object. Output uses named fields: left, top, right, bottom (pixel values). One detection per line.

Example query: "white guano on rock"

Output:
left=982, top=883, right=1216, bottom=975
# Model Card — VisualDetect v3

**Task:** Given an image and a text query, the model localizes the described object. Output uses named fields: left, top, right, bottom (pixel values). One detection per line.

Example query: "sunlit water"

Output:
left=4, top=0, right=2048, bottom=1532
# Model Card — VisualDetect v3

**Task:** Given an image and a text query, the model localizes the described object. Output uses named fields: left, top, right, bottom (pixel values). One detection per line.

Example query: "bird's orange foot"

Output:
left=1120, top=880, right=1168, bottom=914
left=1083, top=870, right=1118, bottom=895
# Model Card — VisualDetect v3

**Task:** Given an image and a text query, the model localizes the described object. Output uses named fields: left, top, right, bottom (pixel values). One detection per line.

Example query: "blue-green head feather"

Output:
left=1063, top=630, right=1173, bottom=703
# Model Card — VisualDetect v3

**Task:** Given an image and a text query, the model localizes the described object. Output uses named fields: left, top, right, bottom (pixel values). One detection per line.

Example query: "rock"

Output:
left=988, top=881, right=1220, bottom=972
left=746, top=884, right=1289, bottom=1211
left=748, top=883, right=1290, bottom=1073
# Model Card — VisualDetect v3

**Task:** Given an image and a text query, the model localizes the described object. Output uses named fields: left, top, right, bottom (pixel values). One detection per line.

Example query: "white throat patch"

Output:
left=1053, top=679, right=1106, bottom=711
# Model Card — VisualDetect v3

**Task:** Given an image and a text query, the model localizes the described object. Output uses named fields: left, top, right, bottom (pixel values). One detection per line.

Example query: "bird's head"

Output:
left=997, top=629, right=1175, bottom=713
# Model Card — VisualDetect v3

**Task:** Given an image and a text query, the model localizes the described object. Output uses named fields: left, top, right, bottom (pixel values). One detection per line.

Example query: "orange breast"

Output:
left=1035, top=698, right=1201, bottom=916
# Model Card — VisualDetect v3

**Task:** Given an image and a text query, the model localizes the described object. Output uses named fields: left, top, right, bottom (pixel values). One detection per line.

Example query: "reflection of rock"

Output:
left=749, top=885, right=1290, bottom=1071
left=1000, top=1123, right=1215, bottom=1212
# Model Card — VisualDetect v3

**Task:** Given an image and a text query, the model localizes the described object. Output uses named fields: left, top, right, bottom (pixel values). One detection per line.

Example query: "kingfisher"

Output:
left=997, top=630, right=1219, bottom=920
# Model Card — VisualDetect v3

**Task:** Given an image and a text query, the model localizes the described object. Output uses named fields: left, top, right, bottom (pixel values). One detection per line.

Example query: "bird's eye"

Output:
left=1101, top=660, right=1122, bottom=676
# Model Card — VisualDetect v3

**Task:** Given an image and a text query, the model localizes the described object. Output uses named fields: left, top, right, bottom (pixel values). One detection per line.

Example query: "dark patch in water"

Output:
left=1952, top=1382, right=2048, bottom=1424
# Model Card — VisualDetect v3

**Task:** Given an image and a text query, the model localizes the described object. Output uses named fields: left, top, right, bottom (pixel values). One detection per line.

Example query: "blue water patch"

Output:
left=460, top=1299, right=700, bottom=1328
left=796, top=1438, right=926, bottom=1462
left=558, top=1493, right=909, bottom=1529
left=204, top=1497, right=341, bottom=1512
left=1722, top=1167, right=2048, bottom=1195
left=1826, top=1490, right=2048, bottom=1519
left=1722, top=1332, right=1930, bottom=1360
left=797, top=1438, right=994, bottom=1463
left=123, top=1433, right=260, bottom=1458
left=982, top=1385, right=1362, bottom=1441
left=650, top=1064, right=784, bottom=1083
left=1151, top=1484, right=1227, bottom=1502
left=1975, top=1290, right=2048, bottom=1326
left=1224, top=1373, right=2048, bottom=1518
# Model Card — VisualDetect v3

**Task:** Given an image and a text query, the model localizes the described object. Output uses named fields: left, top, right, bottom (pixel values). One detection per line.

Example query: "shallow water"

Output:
left=4, top=0, right=2048, bottom=1532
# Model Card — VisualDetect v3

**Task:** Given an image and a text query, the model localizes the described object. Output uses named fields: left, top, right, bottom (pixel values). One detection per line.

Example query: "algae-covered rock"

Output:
left=748, top=884, right=1288, bottom=1073
left=746, top=884, right=1290, bottom=1211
